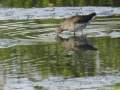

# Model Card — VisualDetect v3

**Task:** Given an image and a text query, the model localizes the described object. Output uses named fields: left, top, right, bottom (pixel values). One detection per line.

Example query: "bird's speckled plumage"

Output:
left=55, top=13, right=96, bottom=35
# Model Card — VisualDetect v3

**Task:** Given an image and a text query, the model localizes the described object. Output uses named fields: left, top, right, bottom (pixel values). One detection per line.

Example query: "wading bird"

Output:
left=55, top=13, right=96, bottom=36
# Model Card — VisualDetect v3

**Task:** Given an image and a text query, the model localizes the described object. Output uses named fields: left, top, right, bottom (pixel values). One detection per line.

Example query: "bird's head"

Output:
left=55, top=27, right=63, bottom=36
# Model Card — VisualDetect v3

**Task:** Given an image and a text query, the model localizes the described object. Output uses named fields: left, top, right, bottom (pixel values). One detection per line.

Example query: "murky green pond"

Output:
left=0, top=1, right=120, bottom=90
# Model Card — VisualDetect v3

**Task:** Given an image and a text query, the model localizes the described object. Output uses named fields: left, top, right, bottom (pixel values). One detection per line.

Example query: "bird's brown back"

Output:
left=60, top=13, right=96, bottom=31
left=71, top=13, right=96, bottom=23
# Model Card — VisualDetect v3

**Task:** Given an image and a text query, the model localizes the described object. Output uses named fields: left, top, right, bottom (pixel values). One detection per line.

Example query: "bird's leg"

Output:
left=74, top=31, right=76, bottom=37
left=81, top=30, right=83, bottom=36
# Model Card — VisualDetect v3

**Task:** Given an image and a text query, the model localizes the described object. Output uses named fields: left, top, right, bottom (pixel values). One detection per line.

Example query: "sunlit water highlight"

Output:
left=0, top=7, right=120, bottom=20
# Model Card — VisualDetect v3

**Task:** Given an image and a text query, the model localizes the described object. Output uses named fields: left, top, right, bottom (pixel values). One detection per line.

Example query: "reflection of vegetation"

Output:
left=113, top=82, right=120, bottom=90
left=1, top=0, right=120, bottom=8
left=95, top=37, right=120, bottom=75
left=0, top=42, right=96, bottom=79
left=113, top=88, right=120, bottom=90
left=0, top=36, right=120, bottom=79
left=0, top=17, right=120, bottom=82
left=114, top=82, right=120, bottom=86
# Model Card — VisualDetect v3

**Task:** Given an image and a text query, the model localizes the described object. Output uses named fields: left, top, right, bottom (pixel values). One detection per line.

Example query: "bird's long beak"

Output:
left=56, top=32, right=59, bottom=36
left=55, top=30, right=59, bottom=36
left=55, top=29, right=63, bottom=36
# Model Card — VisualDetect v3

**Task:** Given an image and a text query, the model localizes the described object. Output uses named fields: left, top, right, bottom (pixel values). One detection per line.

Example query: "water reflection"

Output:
left=0, top=8, right=120, bottom=89
left=0, top=40, right=98, bottom=90
left=55, top=35, right=97, bottom=51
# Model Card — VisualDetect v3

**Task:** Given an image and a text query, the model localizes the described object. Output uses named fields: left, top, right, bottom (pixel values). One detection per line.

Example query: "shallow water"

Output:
left=0, top=7, right=120, bottom=90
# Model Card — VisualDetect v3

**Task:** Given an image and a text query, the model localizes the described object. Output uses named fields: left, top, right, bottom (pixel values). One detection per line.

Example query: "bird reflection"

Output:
left=55, top=36, right=97, bottom=51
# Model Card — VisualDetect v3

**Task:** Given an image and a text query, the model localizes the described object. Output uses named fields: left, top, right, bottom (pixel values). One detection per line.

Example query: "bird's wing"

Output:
left=72, top=16, right=93, bottom=28
left=60, top=19, right=72, bottom=30
left=71, top=16, right=88, bottom=23
left=60, top=15, right=93, bottom=30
